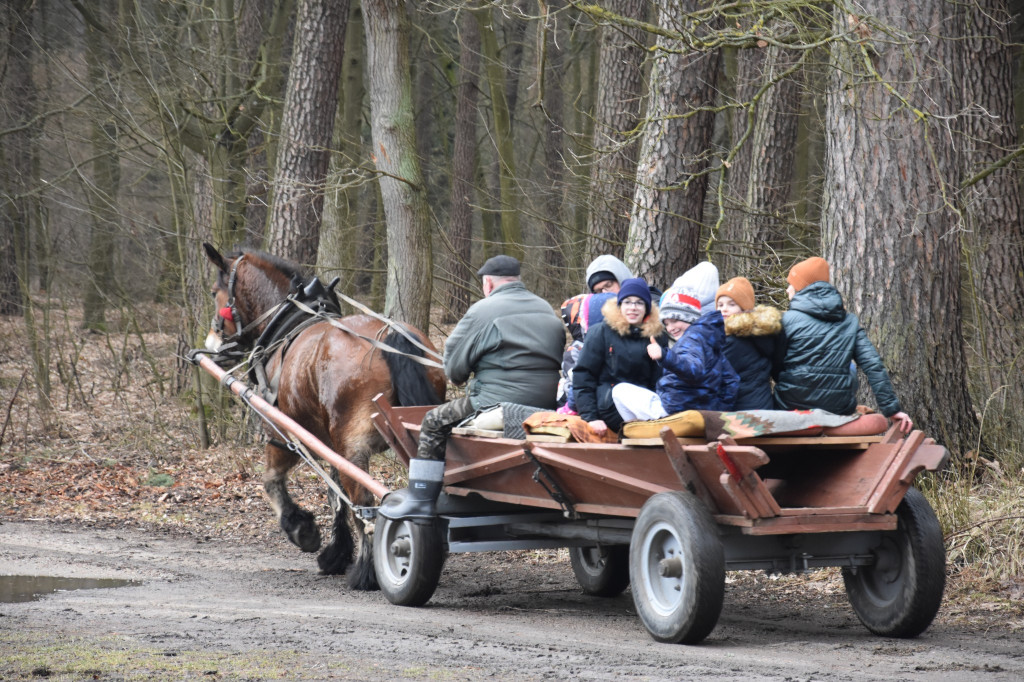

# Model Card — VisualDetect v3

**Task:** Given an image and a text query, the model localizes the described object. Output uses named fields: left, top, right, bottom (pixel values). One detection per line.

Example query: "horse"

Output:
left=201, top=243, right=446, bottom=590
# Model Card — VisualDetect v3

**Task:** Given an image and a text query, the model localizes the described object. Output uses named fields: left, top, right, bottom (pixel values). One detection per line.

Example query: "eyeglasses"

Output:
left=620, top=299, right=646, bottom=309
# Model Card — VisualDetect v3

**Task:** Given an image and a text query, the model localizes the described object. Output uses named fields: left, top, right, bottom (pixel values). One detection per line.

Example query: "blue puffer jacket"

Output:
left=774, top=281, right=902, bottom=417
left=657, top=311, right=739, bottom=414
left=723, top=305, right=782, bottom=410
left=573, top=299, right=667, bottom=432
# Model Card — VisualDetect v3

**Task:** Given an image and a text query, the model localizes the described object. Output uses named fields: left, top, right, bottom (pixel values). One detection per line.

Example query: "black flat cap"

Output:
left=476, top=255, right=521, bottom=277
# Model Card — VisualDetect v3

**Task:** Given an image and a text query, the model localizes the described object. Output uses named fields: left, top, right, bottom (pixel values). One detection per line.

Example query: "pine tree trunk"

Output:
left=721, top=40, right=801, bottom=277
left=266, top=0, right=349, bottom=267
left=822, top=0, right=978, bottom=454
left=958, top=0, right=1024, bottom=436
left=625, top=0, right=720, bottom=288
left=443, top=10, right=480, bottom=324
left=586, top=0, right=646, bottom=261
left=364, top=0, right=432, bottom=330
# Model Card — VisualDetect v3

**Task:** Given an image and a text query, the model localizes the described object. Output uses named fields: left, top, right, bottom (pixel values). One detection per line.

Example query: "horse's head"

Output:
left=203, top=242, right=303, bottom=352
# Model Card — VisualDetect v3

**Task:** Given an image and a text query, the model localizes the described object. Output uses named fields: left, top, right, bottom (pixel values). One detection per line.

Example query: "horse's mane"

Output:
left=228, top=247, right=308, bottom=284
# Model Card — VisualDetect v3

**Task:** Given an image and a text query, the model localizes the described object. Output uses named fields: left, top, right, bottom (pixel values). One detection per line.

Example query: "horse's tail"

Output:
left=383, top=327, right=443, bottom=406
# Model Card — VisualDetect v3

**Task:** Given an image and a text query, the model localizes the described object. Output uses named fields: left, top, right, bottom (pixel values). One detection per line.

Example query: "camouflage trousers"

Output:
left=416, top=396, right=476, bottom=461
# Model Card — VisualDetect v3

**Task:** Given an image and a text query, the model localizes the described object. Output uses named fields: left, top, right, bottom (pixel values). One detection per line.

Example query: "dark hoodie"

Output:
left=572, top=299, right=667, bottom=432
left=773, top=281, right=902, bottom=417
left=723, top=305, right=782, bottom=410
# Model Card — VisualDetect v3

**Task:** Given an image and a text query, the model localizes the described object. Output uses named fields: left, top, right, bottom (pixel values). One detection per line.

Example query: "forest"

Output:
left=1, top=0, right=1023, bottom=470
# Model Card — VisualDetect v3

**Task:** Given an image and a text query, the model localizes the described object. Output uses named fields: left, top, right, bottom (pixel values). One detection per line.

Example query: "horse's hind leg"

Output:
left=345, top=484, right=378, bottom=591
left=317, top=470, right=355, bottom=576
left=264, top=442, right=321, bottom=553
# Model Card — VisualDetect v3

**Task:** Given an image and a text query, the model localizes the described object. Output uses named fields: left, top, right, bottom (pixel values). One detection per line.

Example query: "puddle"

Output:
left=0, top=575, right=141, bottom=603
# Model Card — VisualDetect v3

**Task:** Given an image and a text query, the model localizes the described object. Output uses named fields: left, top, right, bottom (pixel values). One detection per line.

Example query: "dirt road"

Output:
left=1, top=520, right=1021, bottom=681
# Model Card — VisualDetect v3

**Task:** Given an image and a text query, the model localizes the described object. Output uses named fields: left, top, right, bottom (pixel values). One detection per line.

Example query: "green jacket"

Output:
left=774, top=281, right=902, bottom=417
left=444, top=281, right=566, bottom=410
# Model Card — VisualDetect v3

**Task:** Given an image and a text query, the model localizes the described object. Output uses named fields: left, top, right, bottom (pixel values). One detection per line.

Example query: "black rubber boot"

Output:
left=377, top=458, right=445, bottom=521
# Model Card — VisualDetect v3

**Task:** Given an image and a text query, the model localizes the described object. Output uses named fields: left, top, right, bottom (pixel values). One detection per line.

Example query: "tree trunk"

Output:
left=0, top=0, right=35, bottom=317
left=443, top=10, right=480, bottom=324
left=476, top=8, right=523, bottom=260
left=586, top=0, right=646, bottom=262
left=625, top=0, right=720, bottom=289
left=318, top=0, right=366, bottom=294
left=81, top=5, right=122, bottom=332
left=958, top=0, right=1024, bottom=438
left=720, top=40, right=802, bottom=278
left=363, top=0, right=432, bottom=330
left=265, top=0, right=348, bottom=267
left=822, top=0, right=977, bottom=455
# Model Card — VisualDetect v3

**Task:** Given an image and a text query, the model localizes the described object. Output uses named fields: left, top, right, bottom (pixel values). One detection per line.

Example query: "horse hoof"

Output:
left=347, top=557, right=379, bottom=592
left=282, top=508, right=321, bottom=552
left=317, top=542, right=353, bottom=575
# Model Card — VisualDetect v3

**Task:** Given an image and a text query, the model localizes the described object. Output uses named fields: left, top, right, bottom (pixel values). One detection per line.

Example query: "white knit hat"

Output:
left=659, top=287, right=701, bottom=323
left=670, top=262, right=720, bottom=310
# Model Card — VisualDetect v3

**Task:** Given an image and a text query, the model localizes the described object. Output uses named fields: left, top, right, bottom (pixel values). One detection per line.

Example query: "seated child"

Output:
left=573, top=278, right=667, bottom=435
left=612, top=284, right=738, bottom=422
left=556, top=291, right=615, bottom=412
left=716, top=277, right=782, bottom=410
left=774, top=257, right=913, bottom=433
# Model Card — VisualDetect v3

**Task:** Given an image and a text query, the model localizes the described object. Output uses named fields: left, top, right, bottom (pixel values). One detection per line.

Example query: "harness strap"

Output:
left=332, top=291, right=443, bottom=362
left=289, top=298, right=444, bottom=369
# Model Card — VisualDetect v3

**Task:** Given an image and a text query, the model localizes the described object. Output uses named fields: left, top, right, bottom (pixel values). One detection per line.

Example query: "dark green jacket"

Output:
left=774, top=281, right=902, bottom=417
left=444, top=281, right=566, bottom=410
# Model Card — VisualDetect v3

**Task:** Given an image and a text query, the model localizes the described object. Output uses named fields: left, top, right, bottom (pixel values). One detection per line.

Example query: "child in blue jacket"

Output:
left=612, top=277, right=739, bottom=422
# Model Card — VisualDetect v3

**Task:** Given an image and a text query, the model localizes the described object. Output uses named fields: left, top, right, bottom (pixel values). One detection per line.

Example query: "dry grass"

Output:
left=1, top=303, right=1022, bottom=624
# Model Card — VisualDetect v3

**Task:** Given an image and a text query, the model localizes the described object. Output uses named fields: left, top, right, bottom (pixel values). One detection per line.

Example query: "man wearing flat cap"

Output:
left=380, top=255, right=566, bottom=520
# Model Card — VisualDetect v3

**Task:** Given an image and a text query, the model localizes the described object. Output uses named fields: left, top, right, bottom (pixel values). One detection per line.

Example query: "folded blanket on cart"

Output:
left=621, top=408, right=886, bottom=441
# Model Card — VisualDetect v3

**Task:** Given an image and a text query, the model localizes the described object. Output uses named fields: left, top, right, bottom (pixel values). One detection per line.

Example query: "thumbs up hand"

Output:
left=647, top=337, right=663, bottom=361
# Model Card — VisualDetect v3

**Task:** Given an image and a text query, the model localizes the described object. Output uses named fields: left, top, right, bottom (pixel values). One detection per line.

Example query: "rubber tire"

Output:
left=842, top=487, right=946, bottom=638
left=629, top=492, right=725, bottom=644
left=569, top=545, right=630, bottom=597
left=373, top=516, right=445, bottom=607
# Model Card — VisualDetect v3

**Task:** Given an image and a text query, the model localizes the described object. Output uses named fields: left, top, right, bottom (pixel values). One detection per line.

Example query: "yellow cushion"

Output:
left=621, top=410, right=705, bottom=439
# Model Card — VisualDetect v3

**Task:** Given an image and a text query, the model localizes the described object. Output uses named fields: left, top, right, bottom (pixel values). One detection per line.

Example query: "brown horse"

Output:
left=202, top=243, right=446, bottom=590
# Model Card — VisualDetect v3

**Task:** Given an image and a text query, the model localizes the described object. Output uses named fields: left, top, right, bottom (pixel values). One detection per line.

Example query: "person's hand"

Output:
left=890, top=411, right=913, bottom=434
left=647, top=336, right=663, bottom=361
left=588, top=419, right=608, bottom=436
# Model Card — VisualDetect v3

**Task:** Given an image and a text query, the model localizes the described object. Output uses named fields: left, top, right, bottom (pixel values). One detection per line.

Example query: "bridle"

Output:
left=213, top=254, right=246, bottom=344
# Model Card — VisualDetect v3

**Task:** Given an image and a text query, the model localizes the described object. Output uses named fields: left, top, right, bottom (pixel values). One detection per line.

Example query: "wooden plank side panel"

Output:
left=661, top=429, right=718, bottom=511
left=714, top=512, right=898, bottom=534
left=372, top=395, right=419, bottom=461
left=685, top=445, right=748, bottom=516
left=767, top=443, right=901, bottom=509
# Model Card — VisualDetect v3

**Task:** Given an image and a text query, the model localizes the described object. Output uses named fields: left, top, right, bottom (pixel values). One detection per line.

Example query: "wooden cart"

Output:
left=370, top=397, right=949, bottom=644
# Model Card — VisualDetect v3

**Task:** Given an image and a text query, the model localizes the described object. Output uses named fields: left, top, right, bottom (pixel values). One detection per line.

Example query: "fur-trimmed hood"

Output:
left=724, top=304, right=782, bottom=338
left=601, top=298, right=664, bottom=338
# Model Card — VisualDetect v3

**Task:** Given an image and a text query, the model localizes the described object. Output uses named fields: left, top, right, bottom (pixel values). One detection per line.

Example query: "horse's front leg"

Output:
left=317, top=468, right=355, bottom=576
left=263, top=442, right=321, bottom=553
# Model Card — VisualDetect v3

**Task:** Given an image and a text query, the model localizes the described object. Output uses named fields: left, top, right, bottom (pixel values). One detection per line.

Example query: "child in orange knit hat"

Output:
left=774, top=257, right=913, bottom=433
left=715, top=277, right=781, bottom=410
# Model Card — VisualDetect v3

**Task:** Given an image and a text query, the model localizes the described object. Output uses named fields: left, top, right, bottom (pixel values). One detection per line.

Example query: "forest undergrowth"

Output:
left=0, top=301, right=1022, bottom=626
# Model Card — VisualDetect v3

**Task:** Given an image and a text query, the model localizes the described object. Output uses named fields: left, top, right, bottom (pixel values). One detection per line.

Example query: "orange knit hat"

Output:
left=716, top=277, right=755, bottom=312
left=787, top=257, right=830, bottom=292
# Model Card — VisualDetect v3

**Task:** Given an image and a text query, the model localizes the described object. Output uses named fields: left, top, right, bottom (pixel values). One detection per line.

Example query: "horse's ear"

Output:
left=203, top=242, right=229, bottom=273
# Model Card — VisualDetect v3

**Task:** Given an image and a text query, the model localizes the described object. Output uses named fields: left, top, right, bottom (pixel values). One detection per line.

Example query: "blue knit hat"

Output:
left=617, top=277, right=652, bottom=316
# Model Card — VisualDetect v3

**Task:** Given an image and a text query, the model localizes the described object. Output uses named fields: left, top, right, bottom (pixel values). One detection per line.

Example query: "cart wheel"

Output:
left=569, top=545, right=630, bottom=597
left=373, top=516, right=445, bottom=607
left=629, top=492, right=724, bottom=644
left=842, top=487, right=945, bottom=638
